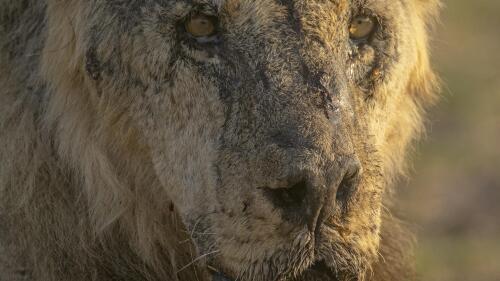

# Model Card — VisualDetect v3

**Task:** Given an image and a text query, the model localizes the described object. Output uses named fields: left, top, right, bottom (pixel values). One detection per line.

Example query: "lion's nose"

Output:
left=261, top=158, right=361, bottom=231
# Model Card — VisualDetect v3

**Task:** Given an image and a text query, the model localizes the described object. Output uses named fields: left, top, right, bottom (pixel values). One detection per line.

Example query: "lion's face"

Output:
left=73, top=0, right=435, bottom=280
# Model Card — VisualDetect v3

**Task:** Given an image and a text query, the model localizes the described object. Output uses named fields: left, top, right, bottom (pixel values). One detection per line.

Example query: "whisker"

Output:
left=176, top=250, right=221, bottom=274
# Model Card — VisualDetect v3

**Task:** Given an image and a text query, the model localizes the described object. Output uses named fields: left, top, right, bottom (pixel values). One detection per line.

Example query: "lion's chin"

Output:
left=210, top=260, right=339, bottom=281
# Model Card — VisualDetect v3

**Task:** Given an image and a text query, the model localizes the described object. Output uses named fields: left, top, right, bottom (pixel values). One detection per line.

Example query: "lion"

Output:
left=0, top=0, right=440, bottom=280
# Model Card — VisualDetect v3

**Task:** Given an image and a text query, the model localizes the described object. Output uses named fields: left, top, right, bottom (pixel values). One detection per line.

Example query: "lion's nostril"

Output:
left=262, top=179, right=308, bottom=212
left=335, top=161, right=361, bottom=209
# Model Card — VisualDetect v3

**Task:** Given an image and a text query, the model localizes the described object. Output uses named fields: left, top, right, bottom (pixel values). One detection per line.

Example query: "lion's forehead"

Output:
left=182, top=0, right=400, bottom=14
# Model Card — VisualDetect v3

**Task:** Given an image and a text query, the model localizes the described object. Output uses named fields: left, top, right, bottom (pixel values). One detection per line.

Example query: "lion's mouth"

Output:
left=210, top=260, right=338, bottom=281
left=295, top=260, right=339, bottom=281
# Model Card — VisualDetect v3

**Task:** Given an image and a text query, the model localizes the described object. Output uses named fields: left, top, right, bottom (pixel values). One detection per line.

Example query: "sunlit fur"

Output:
left=1, top=0, right=439, bottom=281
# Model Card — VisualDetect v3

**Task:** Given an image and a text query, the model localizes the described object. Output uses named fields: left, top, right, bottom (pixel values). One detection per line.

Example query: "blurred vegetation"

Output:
left=397, top=0, right=500, bottom=280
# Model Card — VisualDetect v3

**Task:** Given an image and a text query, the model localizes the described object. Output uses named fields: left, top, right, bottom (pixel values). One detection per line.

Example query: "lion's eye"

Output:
left=185, top=13, right=217, bottom=38
left=349, top=16, right=377, bottom=41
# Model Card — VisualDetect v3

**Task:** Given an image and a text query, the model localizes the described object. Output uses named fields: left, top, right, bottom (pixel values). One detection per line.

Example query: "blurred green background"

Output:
left=397, top=0, right=500, bottom=280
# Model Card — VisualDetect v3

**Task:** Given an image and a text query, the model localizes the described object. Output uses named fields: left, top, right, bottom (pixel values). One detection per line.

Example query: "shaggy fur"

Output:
left=0, top=0, right=439, bottom=281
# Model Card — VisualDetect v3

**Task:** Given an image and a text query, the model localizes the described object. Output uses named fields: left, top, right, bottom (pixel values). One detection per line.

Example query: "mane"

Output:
left=1, top=2, right=202, bottom=280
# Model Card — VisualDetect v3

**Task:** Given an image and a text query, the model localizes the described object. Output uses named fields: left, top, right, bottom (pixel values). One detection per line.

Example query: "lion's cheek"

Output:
left=132, top=70, right=225, bottom=216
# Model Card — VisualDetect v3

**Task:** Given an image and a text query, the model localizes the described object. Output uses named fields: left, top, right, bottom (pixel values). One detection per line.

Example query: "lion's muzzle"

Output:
left=260, top=155, right=361, bottom=233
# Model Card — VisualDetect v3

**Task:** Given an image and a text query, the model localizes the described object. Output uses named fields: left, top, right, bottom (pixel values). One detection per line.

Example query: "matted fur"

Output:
left=1, top=1, right=439, bottom=281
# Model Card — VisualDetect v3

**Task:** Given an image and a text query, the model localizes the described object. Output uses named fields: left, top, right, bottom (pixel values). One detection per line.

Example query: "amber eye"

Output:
left=349, top=15, right=377, bottom=41
left=185, top=13, right=217, bottom=38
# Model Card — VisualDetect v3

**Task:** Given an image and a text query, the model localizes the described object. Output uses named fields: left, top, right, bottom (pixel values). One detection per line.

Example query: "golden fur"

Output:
left=1, top=1, right=439, bottom=280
